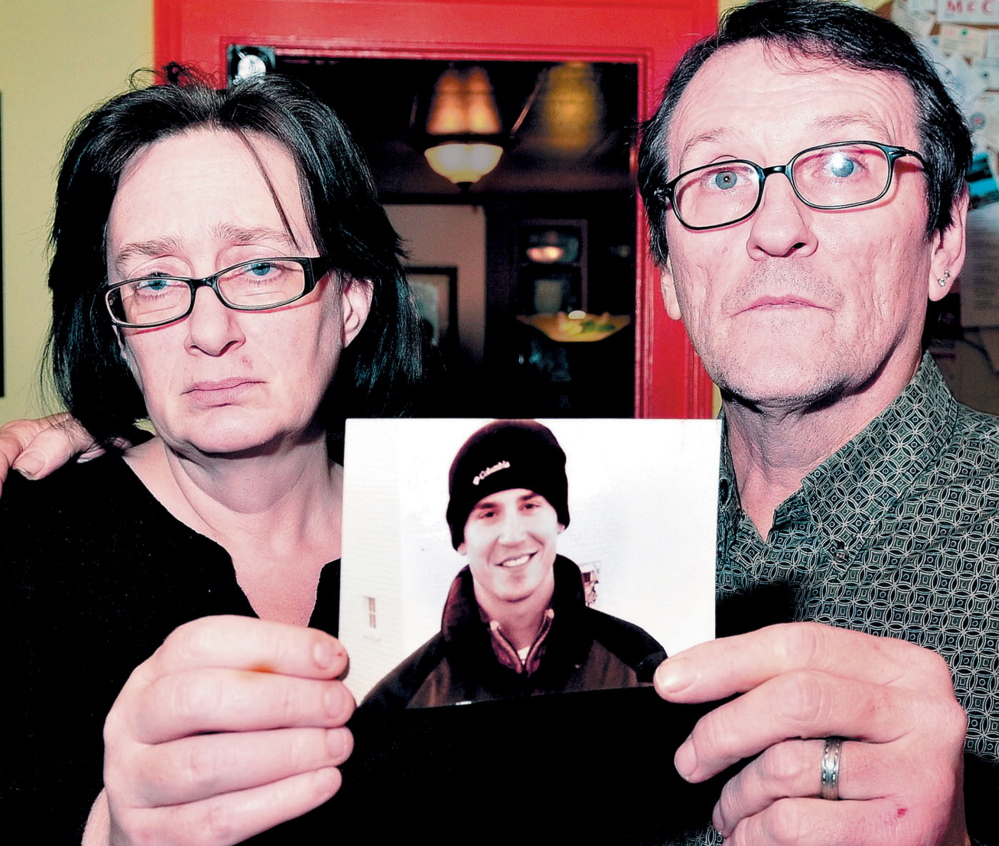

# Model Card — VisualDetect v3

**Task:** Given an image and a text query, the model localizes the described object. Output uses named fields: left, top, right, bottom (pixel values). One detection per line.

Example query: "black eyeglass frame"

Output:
left=654, top=141, right=926, bottom=231
left=104, top=255, right=330, bottom=329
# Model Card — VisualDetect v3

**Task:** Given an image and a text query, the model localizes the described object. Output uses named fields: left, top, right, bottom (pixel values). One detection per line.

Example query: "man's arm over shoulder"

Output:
left=0, top=413, right=104, bottom=496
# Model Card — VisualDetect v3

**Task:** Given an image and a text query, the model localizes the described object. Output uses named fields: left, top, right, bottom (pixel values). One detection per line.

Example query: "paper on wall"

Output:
left=893, top=0, right=938, bottom=36
left=973, top=91, right=999, bottom=147
left=989, top=28, right=999, bottom=56
left=940, top=23, right=990, bottom=57
left=938, top=0, right=999, bottom=26
left=922, top=36, right=989, bottom=111
left=971, top=56, right=999, bottom=87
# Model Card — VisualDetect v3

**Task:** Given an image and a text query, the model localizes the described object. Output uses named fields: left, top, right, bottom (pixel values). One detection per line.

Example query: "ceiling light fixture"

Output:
left=422, top=66, right=508, bottom=189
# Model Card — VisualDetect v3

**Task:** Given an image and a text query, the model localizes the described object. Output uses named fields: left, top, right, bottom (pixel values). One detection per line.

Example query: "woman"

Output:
left=2, top=71, right=425, bottom=845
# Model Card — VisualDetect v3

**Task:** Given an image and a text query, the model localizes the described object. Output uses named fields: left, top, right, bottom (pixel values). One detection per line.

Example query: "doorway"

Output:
left=274, top=56, right=638, bottom=416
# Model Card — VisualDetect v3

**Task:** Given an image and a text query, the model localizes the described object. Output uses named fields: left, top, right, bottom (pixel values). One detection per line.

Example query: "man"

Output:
left=362, top=419, right=664, bottom=709
left=637, top=1, right=994, bottom=844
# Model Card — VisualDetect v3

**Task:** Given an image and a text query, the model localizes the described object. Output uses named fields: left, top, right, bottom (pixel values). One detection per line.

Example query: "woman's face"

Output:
left=106, top=127, right=370, bottom=458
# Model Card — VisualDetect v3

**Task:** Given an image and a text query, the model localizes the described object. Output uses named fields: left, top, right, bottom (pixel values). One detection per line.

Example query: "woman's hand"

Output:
left=0, top=413, right=103, bottom=494
left=92, top=615, right=354, bottom=846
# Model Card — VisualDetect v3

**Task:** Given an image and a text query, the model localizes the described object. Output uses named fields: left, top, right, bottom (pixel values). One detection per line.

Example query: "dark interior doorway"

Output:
left=264, top=56, right=639, bottom=416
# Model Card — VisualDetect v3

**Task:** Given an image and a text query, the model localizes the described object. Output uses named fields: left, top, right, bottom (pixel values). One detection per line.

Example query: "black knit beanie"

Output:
left=446, top=419, right=570, bottom=549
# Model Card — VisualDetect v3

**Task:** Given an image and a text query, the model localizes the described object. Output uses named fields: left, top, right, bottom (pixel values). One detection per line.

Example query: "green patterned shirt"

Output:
left=680, top=354, right=998, bottom=844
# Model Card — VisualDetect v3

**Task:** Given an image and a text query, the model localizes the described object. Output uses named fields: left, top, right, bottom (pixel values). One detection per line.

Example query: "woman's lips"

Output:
left=184, top=378, right=259, bottom=404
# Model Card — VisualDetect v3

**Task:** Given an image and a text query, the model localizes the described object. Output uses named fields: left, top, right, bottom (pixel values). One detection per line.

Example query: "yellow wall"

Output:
left=0, top=0, right=153, bottom=425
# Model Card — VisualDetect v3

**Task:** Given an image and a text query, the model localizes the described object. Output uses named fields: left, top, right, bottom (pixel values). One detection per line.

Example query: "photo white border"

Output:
left=341, top=417, right=720, bottom=702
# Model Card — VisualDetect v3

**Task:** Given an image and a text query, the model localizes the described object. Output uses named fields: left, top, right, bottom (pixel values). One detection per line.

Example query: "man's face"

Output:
left=658, top=41, right=966, bottom=411
left=459, top=488, right=564, bottom=612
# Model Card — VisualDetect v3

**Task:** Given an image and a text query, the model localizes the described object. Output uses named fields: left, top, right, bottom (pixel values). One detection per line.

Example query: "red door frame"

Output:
left=155, top=0, right=716, bottom=419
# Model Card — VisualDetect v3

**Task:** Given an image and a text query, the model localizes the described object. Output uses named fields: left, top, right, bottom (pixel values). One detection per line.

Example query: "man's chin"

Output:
left=715, top=363, right=850, bottom=414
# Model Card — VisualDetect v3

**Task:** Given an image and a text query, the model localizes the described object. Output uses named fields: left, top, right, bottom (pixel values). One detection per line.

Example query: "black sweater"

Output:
left=1, top=455, right=340, bottom=842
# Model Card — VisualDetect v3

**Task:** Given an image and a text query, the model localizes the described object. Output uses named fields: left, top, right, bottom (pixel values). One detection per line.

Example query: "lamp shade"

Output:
left=422, top=65, right=506, bottom=187
left=424, top=142, right=504, bottom=185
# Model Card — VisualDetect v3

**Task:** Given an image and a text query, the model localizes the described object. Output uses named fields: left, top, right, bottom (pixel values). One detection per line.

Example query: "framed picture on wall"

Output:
left=406, top=266, right=458, bottom=352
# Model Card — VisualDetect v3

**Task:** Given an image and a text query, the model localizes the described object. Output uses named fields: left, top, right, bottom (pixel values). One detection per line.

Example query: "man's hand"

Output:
left=0, top=413, right=102, bottom=494
left=97, top=616, right=355, bottom=846
left=654, top=623, right=969, bottom=846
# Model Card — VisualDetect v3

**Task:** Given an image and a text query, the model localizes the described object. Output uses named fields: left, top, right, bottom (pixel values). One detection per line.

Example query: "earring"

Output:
left=937, top=270, right=951, bottom=288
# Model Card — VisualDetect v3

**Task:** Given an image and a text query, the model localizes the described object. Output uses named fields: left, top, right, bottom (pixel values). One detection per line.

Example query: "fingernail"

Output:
left=654, top=655, right=693, bottom=695
left=314, top=766, right=343, bottom=798
left=314, top=637, right=335, bottom=669
left=327, top=727, right=354, bottom=761
left=711, top=804, right=729, bottom=837
left=13, top=453, right=44, bottom=480
left=674, top=735, right=697, bottom=781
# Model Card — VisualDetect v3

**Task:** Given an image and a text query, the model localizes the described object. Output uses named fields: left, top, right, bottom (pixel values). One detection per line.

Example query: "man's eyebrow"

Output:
left=675, top=129, right=731, bottom=168
left=810, top=112, right=894, bottom=138
left=675, top=112, right=897, bottom=170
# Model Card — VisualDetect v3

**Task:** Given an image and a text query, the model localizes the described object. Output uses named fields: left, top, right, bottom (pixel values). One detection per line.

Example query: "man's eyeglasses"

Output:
left=655, top=141, right=925, bottom=231
left=104, top=256, right=330, bottom=328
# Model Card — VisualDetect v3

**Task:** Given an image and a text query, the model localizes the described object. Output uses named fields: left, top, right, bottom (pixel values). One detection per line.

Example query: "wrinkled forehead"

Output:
left=105, top=126, right=321, bottom=277
left=121, top=125, right=302, bottom=186
left=668, top=41, right=920, bottom=173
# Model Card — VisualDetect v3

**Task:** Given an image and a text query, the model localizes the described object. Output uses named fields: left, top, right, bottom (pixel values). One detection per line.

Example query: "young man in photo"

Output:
left=361, top=419, right=664, bottom=709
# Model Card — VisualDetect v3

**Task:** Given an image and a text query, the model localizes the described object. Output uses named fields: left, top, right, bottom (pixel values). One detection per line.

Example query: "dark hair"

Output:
left=638, top=0, right=972, bottom=266
left=46, top=69, right=425, bottom=454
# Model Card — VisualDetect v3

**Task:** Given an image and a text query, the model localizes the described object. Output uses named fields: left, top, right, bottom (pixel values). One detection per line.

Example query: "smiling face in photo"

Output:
left=459, top=487, right=564, bottom=612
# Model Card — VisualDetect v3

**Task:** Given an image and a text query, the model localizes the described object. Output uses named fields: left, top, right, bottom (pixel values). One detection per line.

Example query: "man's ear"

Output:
left=557, top=524, right=565, bottom=534
left=927, top=188, right=968, bottom=302
left=659, top=258, right=682, bottom=321
left=457, top=542, right=466, bottom=555
left=341, top=278, right=373, bottom=346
